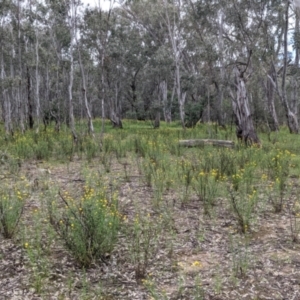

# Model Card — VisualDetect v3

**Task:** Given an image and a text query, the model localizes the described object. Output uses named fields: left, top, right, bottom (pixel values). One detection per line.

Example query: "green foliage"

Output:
left=127, top=213, right=163, bottom=283
left=229, top=234, right=251, bottom=278
left=2, top=120, right=300, bottom=297
left=0, top=187, right=27, bottom=238
left=265, top=149, right=291, bottom=212
left=185, top=101, right=204, bottom=128
left=192, top=168, right=219, bottom=215
left=177, top=158, right=193, bottom=205
left=228, top=176, right=258, bottom=233
left=48, top=182, right=121, bottom=267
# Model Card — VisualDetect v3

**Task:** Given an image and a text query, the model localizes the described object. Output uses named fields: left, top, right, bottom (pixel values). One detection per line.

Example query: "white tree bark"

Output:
left=1, top=46, right=12, bottom=135
left=268, top=2, right=299, bottom=133
left=163, top=0, right=186, bottom=129
left=231, top=66, right=260, bottom=145
left=266, top=66, right=279, bottom=131
left=109, top=82, right=123, bottom=128
left=217, top=11, right=225, bottom=127
left=35, top=30, right=40, bottom=133
left=77, top=43, right=95, bottom=136
left=17, top=0, right=25, bottom=133
left=67, top=0, right=77, bottom=141
left=160, top=80, right=171, bottom=123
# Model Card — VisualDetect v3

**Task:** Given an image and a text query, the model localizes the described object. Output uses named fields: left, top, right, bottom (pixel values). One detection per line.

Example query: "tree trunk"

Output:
left=101, top=53, right=106, bottom=137
left=266, top=67, right=279, bottom=131
left=1, top=47, right=12, bottom=135
left=174, top=59, right=186, bottom=129
left=110, top=83, right=123, bottom=128
left=163, top=0, right=185, bottom=128
left=77, top=45, right=94, bottom=136
left=35, top=30, right=40, bottom=133
left=17, top=0, right=25, bottom=133
left=216, top=12, right=225, bottom=127
left=231, top=66, right=260, bottom=145
left=67, top=0, right=77, bottom=142
left=179, top=89, right=186, bottom=129
left=282, top=3, right=299, bottom=133
left=266, top=3, right=299, bottom=134
left=27, top=66, right=34, bottom=129
left=161, top=80, right=171, bottom=123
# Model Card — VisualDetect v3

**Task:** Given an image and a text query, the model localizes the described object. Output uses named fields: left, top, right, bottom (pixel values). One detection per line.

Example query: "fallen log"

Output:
left=179, top=139, right=235, bottom=148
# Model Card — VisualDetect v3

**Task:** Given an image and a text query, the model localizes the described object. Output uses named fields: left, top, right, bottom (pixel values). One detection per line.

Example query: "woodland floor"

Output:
left=1, top=155, right=300, bottom=300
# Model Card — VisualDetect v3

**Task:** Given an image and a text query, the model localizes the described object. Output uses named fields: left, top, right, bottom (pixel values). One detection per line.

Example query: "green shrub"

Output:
left=48, top=184, right=121, bottom=267
left=0, top=188, right=27, bottom=238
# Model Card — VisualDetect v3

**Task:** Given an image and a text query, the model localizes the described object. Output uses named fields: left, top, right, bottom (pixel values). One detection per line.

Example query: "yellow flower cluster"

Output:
left=192, top=260, right=202, bottom=267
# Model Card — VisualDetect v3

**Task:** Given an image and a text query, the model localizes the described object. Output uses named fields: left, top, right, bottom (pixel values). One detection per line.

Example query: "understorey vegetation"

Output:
left=0, top=121, right=300, bottom=299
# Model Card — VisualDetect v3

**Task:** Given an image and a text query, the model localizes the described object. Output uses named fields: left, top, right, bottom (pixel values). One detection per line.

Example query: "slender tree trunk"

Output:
left=163, top=0, right=185, bottom=128
left=96, top=1, right=114, bottom=137
left=266, top=3, right=298, bottom=133
left=291, top=78, right=298, bottom=117
left=161, top=80, right=171, bottom=123
left=110, top=82, right=123, bottom=128
left=35, top=30, right=40, bottom=133
left=67, top=0, right=77, bottom=142
left=175, top=66, right=186, bottom=129
left=17, top=0, right=25, bottom=133
left=101, top=56, right=105, bottom=136
left=27, top=66, right=34, bottom=129
left=282, top=3, right=298, bottom=133
left=217, top=12, right=225, bottom=127
left=1, top=47, right=12, bottom=135
left=73, top=0, right=94, bottom=137
left=266, top=67, right=279, bottom=131
left=296, top=7, right=300, bottom=68
left=153, top=82, right=161, bottom=129
left=77, top=44, right=94, bottom=136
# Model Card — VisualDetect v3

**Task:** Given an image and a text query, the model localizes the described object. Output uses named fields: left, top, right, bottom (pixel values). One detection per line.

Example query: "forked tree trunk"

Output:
left=232, top=66, right=260, bottom=145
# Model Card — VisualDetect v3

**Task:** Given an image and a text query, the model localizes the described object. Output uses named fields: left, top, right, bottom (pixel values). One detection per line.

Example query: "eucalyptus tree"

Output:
left=161, top=0, right=187, bottom=129
left=188, top=0, right=262, bottom=143
left=81, top=1, right=122, bottom=130
left=146, top=45, right=174, bottom=126
left=66, top=0, right=78, bottom=139
left=265, top=1, right=299, bottom=133
left=2, top=0, right=27, bottom=133
left=0, top=0, right=14, bottom=134
left=42, top=0, right=75, bottom=132
left=222, top=1, right=267, bottom=143
left=121, top=0, right=176, bottom=126
left=16, top=0, right=25, bottom=132
left=122, top=0, right=189, bottom=127
left=185, top=1, right=222, bottom=123
left=0, top=0, right=36, bottom=133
